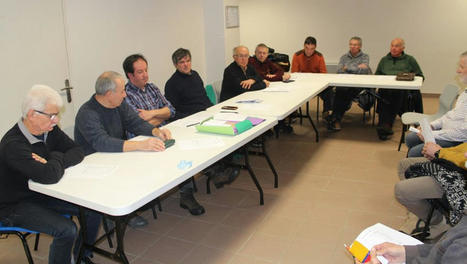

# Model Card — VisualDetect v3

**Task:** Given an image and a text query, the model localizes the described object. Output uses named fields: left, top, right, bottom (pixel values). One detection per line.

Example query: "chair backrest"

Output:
left=436, top=84, right=460, bottom=117
left=207, top=80, right=222, bottom=105
left=205, top=84, right=217, bottom=105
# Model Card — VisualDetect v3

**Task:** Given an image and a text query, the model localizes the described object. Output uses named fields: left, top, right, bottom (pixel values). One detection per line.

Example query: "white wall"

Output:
left=239, top=0, right=467, bottom=93
left=65, top=0, right=208, bottom=107
left=224, top=0, right=241, bottom=66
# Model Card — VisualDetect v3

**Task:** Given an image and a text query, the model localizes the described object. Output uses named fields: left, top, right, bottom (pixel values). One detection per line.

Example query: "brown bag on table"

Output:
left=396, top=72, right=415, bottom=81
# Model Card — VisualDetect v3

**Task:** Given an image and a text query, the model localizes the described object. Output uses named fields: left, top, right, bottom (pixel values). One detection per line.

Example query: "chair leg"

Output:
left=398, top=124, right=407, bottom=151
left=16, top=232, right=35, bottom=264
left=33, top=233, right=40, bottom=251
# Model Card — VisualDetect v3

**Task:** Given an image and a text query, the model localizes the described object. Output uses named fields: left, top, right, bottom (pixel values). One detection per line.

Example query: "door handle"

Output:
left=61, top=79, right=73, bottom=103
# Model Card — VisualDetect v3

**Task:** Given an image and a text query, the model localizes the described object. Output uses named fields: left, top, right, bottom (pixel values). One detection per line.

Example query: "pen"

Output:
left=220, top=111, right=238, bottom=113
left=186, top=122, right=200, bottom=127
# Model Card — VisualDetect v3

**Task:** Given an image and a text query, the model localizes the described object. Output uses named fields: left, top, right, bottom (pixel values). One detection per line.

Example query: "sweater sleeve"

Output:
left=120, top=101, right=155, bottom=137
left=3, top=140, right=65, bottom=184
left=404, top=244, right=434, bottom=264
left=268, top=61, right=285, bottom=81
left=375, top=58, right=385, bottom=75
left=409, top=56, right=425, bottom=80
left=291, top=53, right=300, bottom=73
left=319, top=55, right=327, bottom=73
left=439, top=143, right=467, bottom=169
left=75, top=107, right=125, bottom=153
left=48, top=126, right=84, bottom=168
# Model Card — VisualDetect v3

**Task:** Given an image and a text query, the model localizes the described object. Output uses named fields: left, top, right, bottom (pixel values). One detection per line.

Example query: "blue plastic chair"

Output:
left=0, top=222, right=40, bottom=263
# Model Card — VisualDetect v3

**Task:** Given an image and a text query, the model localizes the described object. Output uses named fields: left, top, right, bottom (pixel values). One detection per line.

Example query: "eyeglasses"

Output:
left=234, top=54, right=249, bottom=58
left=34, top=110, right=59, bottom=120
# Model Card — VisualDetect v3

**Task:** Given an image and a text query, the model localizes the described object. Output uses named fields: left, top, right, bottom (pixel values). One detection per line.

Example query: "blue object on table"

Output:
left=177, top=160, right=192, bottom=169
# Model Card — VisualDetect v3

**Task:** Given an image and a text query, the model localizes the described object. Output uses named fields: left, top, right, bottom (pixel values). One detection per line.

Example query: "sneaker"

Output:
left=127, top=214, right=148, bottom=228
left=322, top=111, right=332, bottom=122
left=180, top=192, right=205, bottom=215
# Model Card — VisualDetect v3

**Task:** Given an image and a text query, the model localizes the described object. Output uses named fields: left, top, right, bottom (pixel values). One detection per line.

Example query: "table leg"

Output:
left=243, top=147, right=264, bottom=205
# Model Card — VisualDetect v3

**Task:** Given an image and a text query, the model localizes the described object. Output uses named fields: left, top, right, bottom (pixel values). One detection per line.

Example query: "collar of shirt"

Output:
left=126, top=81, right=152, bottom=93
left=347, top=51, right=363, bottom=58
left=17, top=118, right=48, bottom=144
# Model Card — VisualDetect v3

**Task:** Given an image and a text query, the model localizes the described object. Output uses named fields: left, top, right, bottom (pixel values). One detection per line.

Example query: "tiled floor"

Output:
left=0, top=96, right=439, bottom=264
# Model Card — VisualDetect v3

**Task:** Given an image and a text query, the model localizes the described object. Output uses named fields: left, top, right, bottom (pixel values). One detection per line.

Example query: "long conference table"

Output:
left=28, top=73, right=422, bottom=263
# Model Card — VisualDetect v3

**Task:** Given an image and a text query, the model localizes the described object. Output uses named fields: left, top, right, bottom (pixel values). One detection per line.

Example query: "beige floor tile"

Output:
left=200, top=224, right=252, bottom=253
left=280, top=238, right=335, bottom=264
left=229, top=254, right=275, bottom=264
left=166, top=218, right=215, bottom=243
left=179, top=244, right=233, bottom=264
left=237, top=233, right=288, bottom=262
left=138, top=211, right=184, bottom=236
left=140, top=236, right=195, bottom=264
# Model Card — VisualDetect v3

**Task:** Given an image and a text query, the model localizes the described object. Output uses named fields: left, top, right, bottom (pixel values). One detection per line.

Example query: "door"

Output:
left=0, top=0, right=76, bottom=137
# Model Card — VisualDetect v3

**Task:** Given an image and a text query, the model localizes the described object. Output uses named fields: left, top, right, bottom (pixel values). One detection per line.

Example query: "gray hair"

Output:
left=22, top=85, right=63, bottom=118
left=172, top=48, right=191, bottom=65
left=350, top=36, right=362, bottom=46
left=95, top=71, right=124, bottom=95
left=233, top=45, right=249, bottom=56
left=461, top=51, right=467, bottom=57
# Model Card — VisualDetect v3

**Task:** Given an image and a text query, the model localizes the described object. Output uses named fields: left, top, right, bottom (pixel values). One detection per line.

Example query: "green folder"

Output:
left=195, top=118, right=253, bottom=136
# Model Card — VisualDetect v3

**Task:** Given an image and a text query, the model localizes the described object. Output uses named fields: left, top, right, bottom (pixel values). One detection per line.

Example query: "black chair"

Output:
left=410, top=196, right=451, bottom=242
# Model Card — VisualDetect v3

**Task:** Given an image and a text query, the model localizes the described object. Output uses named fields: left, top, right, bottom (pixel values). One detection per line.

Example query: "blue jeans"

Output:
left=405, top=132, right=463, bottom=157
left=0, top=194, right=101, bottom=264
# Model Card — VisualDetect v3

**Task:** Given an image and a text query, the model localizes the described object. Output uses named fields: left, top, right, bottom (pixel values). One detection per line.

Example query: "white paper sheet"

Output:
left=170, top=112, right=213, bottom=128
left=178, top=138, right=225, bottom=150
left=420, top=118, right=436, bottom=143
left=213, top=112, right=246, bottom=122
left=354, top=223, right=423, bottom=264
left=65, top=164, right=118, bottom=179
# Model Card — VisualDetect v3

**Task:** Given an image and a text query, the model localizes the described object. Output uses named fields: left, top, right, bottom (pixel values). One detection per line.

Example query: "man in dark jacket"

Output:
left=220, top=45, right=268, bottom=102
left=0, top=85, right=100, bottom=264
left=375, top=38, right=424, bottom=140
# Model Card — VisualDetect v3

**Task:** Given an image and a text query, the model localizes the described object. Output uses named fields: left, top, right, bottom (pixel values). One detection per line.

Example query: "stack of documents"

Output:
left=195, top=113, right=264, bottom=136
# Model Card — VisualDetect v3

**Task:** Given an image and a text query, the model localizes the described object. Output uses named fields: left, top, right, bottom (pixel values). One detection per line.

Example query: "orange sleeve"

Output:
left=319, top=55, right=327, bottom=73
left=291, top=53, right=300, bottom=73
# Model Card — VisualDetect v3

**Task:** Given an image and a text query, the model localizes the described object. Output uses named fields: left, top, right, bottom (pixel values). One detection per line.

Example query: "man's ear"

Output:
left=26, top=109, right=35, bottom=119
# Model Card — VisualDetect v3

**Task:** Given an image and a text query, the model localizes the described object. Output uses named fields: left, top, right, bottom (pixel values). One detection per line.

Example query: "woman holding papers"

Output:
left=356, top=151, right=467, bottom=264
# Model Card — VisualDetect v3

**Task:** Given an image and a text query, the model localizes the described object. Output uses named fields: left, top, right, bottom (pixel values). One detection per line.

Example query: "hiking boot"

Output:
left=376, top=126, right=394, bottom=140
left=211, top=166, right=240, bottom=188
left=180, top=192, right=205, bottom=215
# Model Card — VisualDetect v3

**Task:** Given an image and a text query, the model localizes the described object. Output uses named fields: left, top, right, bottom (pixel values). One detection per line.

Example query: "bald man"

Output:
left=375, top=38, right=424, bottom=140
left=220, top=45, right=269, bottom=102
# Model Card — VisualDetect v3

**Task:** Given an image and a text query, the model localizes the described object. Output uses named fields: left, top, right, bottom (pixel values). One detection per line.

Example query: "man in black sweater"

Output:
left=165, top=48, right=213, bottom=120
left=164, top=48, right=241, bottom=189
left=0, top=85, right=100, bottom=264
left=220, top=45, right=269, bottom=102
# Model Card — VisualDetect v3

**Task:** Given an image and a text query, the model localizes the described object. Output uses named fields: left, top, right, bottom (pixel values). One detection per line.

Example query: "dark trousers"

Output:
left=331, top=87, right=362, bottom=121
left=319, top=87, right=334, bottom=112
left=377, top=89, right=423, bottom=127
left=0, top=194, right=101, bottom=264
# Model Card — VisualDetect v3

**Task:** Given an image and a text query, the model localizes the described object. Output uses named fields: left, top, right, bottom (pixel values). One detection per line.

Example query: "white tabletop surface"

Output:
left=208, top=73, right=423, bottom=119
left=29, top=111, right=277, bottom=216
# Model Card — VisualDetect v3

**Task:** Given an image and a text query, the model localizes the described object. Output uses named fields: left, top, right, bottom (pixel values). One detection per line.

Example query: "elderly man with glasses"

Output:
left=0, top=85, right=101, bottom=264
left=220, top=45, right=269, bottom=102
